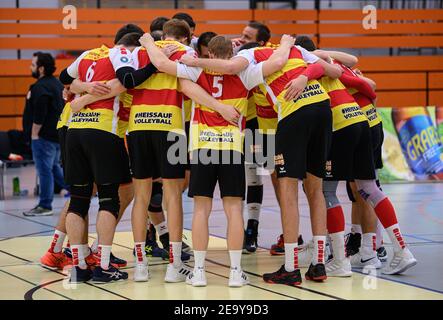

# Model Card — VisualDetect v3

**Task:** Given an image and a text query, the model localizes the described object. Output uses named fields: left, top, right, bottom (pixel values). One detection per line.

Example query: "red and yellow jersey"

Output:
left=57, top=99, right=73, bottom=130
left=253, top=85, right=278, bottom=134
left=127, top=41, right=196, bottom=134
left=246, top=91, right=257, bottom=121
left=177, top=62, right=265, bottom=153
left=237, top=46, right=329, bottom=121
left=337, top=62, right=381, bottom=128
left=318, top=76, right=367, bottom=131
left=66, top=45, right=133, bottom=137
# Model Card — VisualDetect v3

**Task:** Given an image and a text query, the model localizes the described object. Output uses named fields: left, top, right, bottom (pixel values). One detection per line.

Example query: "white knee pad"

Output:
left=323, top=180, right=340, bottom=209
left=245, top=163, right=263, bottom=186
left=355, top=179, right=386, bottom=208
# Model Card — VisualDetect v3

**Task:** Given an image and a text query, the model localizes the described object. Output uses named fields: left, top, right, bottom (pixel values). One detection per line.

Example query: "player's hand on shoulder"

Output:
left=280, top=34, right=295, bottom=47
left=179, top=54, right=199, bottom=67
left=139, top=33, right=154, bottom=48
left=161, top=44, right=180, bottom=58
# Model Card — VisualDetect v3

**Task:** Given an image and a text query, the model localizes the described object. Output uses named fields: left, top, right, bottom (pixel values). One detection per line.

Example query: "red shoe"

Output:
left=270, top=234, right=285, bottom=256
left=85, top=253, right=97, bottom=269
left=40, top=250, right=72, bottom=270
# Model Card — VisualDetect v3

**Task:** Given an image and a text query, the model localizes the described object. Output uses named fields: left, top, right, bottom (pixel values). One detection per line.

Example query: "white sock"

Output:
left=98, top=245, right=112, bottom=270
left=170, top=242, right=182, bottom=268
left=351, top=224, right=362, bottom=234
left=386, top=224, right=406, bottom=252
left=361, top=233, right=376, bottom=259
left=71, top=245, right=86, bottom=269
left=50, top=230, right=66, bottom=253
left=194, top=250, right=206, bottom=270
left=312, top=235, right=326, bottom=265
left=376, top=220, right=384, bottom=249
left=329, top=231, right=345, bottom=261
left=134, top=242, right=146, bottom=265
left=247, top=203, right=261, bottom=221
left=229, top=250, right=242, bottom=270
left=154, top=221, right=168, bottom=237
left=81, top=244, right=90, bottom=258
left=284, top=242, right=298, bottom=272
left=91, top=238, right=98, bottom=254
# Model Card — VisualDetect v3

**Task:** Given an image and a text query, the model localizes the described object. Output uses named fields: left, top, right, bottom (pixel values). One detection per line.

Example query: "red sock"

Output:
left=327, top=206, right=345, bottom=233
left=374, top=198, right=398, bottom=229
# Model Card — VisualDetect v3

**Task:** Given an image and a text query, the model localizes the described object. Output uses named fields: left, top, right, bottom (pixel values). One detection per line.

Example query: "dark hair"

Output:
left=33, top=52, right=56, bottom=76
left=114, top=24, right=144, bottom=44
left=197, top=31, right=217, bottom=53
left=295, top=36, right=317, bottom=51
left=151, top=30, right=163, bottom=41
left=239, top=41, right=260, bottom=51
left=150, top=17, right=169, bottom=32
left=163, top=19, right=191, bottom=44
left=172, top=12, right=196, bottom=29
left=116, top=32, right=141, bottom=47
left=248, top=22, right=271, bottom=45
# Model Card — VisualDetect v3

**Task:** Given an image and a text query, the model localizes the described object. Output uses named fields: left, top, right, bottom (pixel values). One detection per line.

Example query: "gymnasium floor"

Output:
left=0, top=165, right=442, bottom=300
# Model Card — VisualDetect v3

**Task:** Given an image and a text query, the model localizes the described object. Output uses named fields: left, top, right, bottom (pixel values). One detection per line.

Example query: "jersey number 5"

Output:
left=212, top=76, right=223, bottom=98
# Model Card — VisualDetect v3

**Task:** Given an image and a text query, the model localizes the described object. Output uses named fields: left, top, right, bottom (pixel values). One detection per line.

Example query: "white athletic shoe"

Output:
left=298, top=241, right=314, bottom=268
left=350, top=252, right=382, bottom=269
left=186, top=267, right=207, bottom=287
left=228, top=268, right=250, bottom=287
left=134, top=263, right=149, bottom=282
left=325, top=257, right=352, bottom=277
left=165, top=263, right=192, bottom=283
left=382, top=247, right=417, bottom=275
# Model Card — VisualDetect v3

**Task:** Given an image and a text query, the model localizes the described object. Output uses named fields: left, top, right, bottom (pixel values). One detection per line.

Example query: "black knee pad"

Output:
left=148, top=182, right=163, bottom=213
left=68, top=183, right=93, bottom=219
left=346, top=181, right=356, bottom=203
left=247, top=185, right=263, bottom=204
left=97, top=183, right=120, bottom=219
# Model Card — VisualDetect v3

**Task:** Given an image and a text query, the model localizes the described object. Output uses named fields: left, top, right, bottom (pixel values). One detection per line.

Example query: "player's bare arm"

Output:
left=315, top=49, right=359, bottom=68
left=261, top=34, right=295, bottom=77
left=140, top=33, right=179, bottom=76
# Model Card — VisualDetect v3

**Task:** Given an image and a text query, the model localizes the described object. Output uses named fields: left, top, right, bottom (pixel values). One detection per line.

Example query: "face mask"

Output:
left=31, top=69, right=40, bottom=79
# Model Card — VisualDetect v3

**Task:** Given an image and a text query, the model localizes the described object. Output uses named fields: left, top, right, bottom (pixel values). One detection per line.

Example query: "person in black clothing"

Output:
left=23, top=52, right=67, bottom=217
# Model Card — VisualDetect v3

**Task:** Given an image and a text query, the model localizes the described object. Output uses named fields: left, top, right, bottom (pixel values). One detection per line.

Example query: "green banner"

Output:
left=378, top=106, right=443, bottom=183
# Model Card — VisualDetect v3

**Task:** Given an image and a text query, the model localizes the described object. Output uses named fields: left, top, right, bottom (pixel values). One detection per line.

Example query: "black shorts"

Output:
left=58, top=126, right=68, bottom=172
left=275, top=100, right=332, bottom=179
left=185, top=121, right=190, bottom=171
left=326, top=121, right=376, bottom=181
left=371, top=122, right=384, bottom=170
left=127, top=130, right=187, bottom=180
left=244, top=118, right=274, bottom=167
left=188, top=149, right=245, bottom=199
left=65, top=129, right=131, bottom=185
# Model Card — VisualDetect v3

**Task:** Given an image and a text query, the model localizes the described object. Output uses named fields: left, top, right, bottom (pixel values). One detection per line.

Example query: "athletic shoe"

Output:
left=270, top=234, right=304, bottom=256
left=382, top=248, right=417, bottom=275
left=350, top=252, right=382, bottom=269
left=243, top=219, right=259, bottom=253
left=263, top=265, right=302, bottom=286
left=298, top=241, right=313, bottom=268
left=305, top=263, right=327, bottom=282
left=40, top=250, right=71, bottom=270
left=63, top=247, right=72, bottom=258
left=325, top=258, right=352, bottom=277
left=92, top=265, right=128, bottom=283
left=270, top=234, right=285, bottom=255
left=23, top=206, right=53, bottom=217
left=110, top=252, right=127, bottom=268
left=161, top=248, right=191, bottom=262
left=85, top=253, right=97, bottom=269
left=228, top=268, right=250, bottom=287
left=186, top=267, right=207, bottom=287
left=377, top=246, right=388, bottom=262
left=164, top=263, right=192, bottom=283
left=345, top=232, right=361, bottom=257
left=69, top=266, right=92, bottom=283
left=133, top=263, right=149, bottom=282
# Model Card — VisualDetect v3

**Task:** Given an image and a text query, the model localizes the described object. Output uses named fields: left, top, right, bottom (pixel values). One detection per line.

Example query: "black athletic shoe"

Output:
left=110, top=252, right=127, bottom=268
left=69, top=266, right=92, bottom=283
left=92, top=265, right=128, bottom=283
left=305, top=263, right=327, bottom=282
left=63, top=247, right=72, bottom=259
left=263, top=265, right=302, bottom=286
left=244, top=219, right=259, bottom=253
left=377, top=246, right=388, bottom=262
left=345, top=232, right=361, bottom=257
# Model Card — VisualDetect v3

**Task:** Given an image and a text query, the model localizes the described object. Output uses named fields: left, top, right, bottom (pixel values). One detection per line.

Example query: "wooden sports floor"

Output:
left=0, top=166, right=442, bottom=300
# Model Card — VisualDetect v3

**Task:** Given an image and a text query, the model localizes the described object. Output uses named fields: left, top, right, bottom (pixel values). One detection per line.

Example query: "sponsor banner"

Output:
left=378, top=106, right=443, bottom=182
